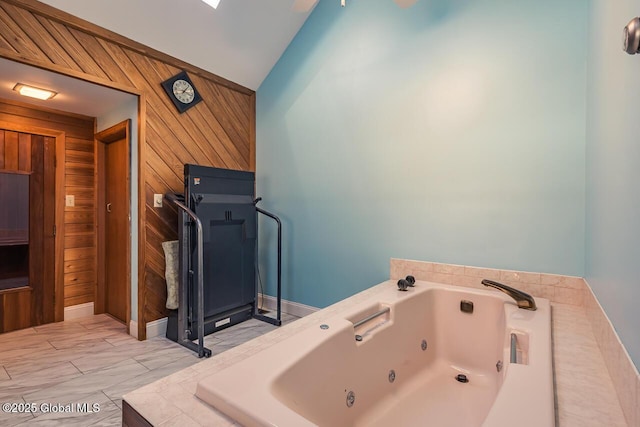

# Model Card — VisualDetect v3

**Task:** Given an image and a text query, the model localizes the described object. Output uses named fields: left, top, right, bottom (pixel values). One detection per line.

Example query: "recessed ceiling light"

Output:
left=13, top=83, right=57, bottom=100
left=202, top=0, right=221, bottom=9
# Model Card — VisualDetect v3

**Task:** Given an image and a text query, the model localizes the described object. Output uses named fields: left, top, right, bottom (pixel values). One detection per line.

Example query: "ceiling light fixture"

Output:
left=201, top=0, right=221, bottom=9
left=13, top=83, right=57, bottom=100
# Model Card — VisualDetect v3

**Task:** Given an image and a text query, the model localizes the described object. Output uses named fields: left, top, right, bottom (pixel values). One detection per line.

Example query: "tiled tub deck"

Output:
left=123, top=260, right=637, bottom=426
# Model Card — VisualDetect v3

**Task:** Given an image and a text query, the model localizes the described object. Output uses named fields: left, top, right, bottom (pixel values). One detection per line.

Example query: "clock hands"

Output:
left=165, top=74, right=200, bottom=110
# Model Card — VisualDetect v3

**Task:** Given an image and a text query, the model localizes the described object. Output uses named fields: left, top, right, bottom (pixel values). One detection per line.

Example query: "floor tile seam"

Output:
left=23, top=359, right=148, bottom=399
left=32, top=339, right=57, bottom=352
left=49, top=332, right=126, bottom=344
left=3, top=365, right=85, bottom=388
left=102, top=337, right=120, bottom=348
left=136, top=352, right=197, bottom=370
left=100, top=390, right=121, bottom=409
left=2, top=365, right=12, bottom=380
left=7, top=349, right=110, bottom=372
left=69, top=360, right=88, bottom=375
left=73, top=353, right=143, bottom=374
left=46, top=339, right=66, bottom=351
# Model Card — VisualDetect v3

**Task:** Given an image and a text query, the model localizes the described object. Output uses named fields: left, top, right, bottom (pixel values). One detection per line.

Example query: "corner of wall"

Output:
left=583, top=279, right=638, bottom=426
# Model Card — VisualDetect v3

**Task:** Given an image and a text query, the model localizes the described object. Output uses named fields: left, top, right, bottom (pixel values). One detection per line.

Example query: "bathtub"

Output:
left=195, top=280, right=554, bottom=427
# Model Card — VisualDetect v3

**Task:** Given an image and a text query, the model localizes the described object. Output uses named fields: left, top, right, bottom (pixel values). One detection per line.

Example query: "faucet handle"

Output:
left=397, top=279, right=409, bottom=291
left=405, top=275, right=415, bottom=286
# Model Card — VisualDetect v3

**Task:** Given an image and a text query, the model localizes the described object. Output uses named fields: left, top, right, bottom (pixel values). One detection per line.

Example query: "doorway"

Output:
left=95, top=120, right=131, bottom=325
left=0, top=128, right=58, bottom=333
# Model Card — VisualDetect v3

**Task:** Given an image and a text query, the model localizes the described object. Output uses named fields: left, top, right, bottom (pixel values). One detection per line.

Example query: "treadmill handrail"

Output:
left=164, top=193, right=210, bottom=358
left=255, top=204, right=282, bottom=324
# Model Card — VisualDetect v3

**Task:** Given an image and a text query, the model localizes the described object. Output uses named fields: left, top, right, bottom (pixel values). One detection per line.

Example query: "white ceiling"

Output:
left=38, top=0, right=316, bottom=90
left=0, top=57, right=136, bottom=117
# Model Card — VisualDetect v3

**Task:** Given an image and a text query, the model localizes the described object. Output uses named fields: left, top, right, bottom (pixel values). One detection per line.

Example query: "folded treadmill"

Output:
left=166, top=164, right=282, bottom=357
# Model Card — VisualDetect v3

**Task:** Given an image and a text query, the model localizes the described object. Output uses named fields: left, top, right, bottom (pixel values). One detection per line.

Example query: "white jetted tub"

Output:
left=196, top=280, right=554, bottom=427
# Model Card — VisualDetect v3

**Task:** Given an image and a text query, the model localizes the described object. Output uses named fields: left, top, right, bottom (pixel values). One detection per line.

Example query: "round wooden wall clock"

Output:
left=161, top=71, right=203, bottom=113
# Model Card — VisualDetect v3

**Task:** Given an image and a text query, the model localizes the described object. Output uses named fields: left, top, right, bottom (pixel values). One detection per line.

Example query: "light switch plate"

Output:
left=153, top=194, right=163, bottom=208
left=65, top=195, right=75, bottom=207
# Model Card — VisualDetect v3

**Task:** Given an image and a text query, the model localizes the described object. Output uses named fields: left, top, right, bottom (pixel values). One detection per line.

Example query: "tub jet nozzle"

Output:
left=455, top=374, right=469, bottom=383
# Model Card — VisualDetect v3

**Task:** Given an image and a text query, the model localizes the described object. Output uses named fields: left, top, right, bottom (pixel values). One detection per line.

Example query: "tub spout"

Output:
left=481, top=279, right=537, bottom=311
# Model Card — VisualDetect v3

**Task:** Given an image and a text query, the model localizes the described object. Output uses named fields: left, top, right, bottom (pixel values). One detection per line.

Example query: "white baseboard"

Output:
left=129, top=320, right=138, bottom=339
left=258, top=294, right=318, bottom=318
left=64, top=302, right=94, bottom=321
left=146, top=317, right=168, bottom=338
left=129, top=318, right=167, bottom=339
left=130, top=298, right=314, bottom=341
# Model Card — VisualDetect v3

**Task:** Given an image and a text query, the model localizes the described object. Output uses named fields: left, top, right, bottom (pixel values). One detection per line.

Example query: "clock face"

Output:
left=161, top=71, right=202, bottom=113
left=172, top=79, right=195, bottom=104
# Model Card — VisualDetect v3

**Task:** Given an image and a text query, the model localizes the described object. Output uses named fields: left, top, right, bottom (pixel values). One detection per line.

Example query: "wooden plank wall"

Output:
left=0, top=0, right=255, bottom=338
left=0, top=100, right=96, bottom=309
left=0, top=129, right=32, bottom=171
left=0, top=129, right=34, bottom=333
left=64, top=135, right=96, bottom=307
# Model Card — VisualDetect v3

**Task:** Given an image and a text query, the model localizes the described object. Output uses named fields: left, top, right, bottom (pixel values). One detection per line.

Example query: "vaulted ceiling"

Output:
left=38, top=0, right=316, bottom=91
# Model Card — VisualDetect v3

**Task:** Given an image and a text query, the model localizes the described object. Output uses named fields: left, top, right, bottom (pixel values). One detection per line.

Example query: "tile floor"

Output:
left=0, top=312, right=298, bottom=426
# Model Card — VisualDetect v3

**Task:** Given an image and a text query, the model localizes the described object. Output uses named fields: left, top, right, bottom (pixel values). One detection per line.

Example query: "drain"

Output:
left=388, top=370, right=396, bottom=383
left=496, top=360, right=503, bottom=372
left=320, top=324, right=329, bottom=330
left=355, top=335, right=363, bottom=342
left=346, top=391, right=355, bottom=407
left=421, top=339, right=428, bottom=351
left=455, top=374, right=469, bottom=383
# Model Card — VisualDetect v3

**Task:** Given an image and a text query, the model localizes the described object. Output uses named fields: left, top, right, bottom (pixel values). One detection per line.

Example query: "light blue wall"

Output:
left=257, top=0, right=588, bottom=308
left=586, top=0, right=640, bottom=367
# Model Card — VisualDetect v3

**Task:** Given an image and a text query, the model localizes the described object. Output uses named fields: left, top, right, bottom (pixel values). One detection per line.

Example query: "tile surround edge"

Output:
left=389, top=258, right=638, bottom=426
left=583, top=279, right=639, bottom=426
left=389, top=258, right=585, bottom=305
left=636, top=374, right=639, bottom=427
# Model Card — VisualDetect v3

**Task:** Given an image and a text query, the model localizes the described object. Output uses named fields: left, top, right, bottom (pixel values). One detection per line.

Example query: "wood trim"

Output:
left=0, top=285, right=32, bottom=295
left=137, top=95, right=147, bottom=341
left=0, top=97, right=98, bottom=122
left=0, top=50, right=141, bottom=97
left=42, top=135, right=56, bottom=324
left=124, top=121, right=131, bottom=332
left=5, top=0, right=253, bottom=96
left=54, top=131, right=64, bottom=321
left=0, top=119, right=65, bottom=322
left=95, top=121, right=128, bottom=143
left=0, top=169, right=31, bottom=174
left=1, top=287, right=32, bottom=332
left=94, top=137, right=105, bottom=314
left=249, top=92, right=256, bottom=172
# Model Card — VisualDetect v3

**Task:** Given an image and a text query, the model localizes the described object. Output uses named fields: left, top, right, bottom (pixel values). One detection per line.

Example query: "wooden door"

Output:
left=30, top=135, right=56, bottom=326
left=96, top=121, right=130, bottom=325
left=0, top=130, right=56, bottom=333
